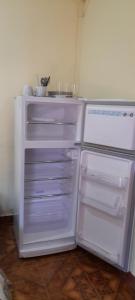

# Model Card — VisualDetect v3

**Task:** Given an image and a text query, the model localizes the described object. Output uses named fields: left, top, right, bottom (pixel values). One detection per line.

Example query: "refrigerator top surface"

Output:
left=17, top=96, right=135, bottom=106
left=17, top=96, right=84, bottom=105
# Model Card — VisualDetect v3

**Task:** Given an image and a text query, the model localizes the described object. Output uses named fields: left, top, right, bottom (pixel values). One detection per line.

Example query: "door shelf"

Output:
left=81, top=168, right=128, bottom=189
left=79, top=195, right=125, bottom=217
left=78, top=235, right=119, bottom=263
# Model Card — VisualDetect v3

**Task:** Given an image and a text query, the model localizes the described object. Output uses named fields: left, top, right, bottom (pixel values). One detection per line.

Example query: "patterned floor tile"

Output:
left=0, top=217, right=135, bottom=300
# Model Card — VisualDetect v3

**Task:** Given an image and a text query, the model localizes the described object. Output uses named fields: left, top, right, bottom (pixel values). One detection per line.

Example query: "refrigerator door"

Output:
left=76, top=150, right=134, bottom=269
left=83, top=105, right=135, bottom=150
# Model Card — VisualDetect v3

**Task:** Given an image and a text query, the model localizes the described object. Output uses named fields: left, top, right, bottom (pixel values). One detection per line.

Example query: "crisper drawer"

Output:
left=77, top=150, right=134, bottom=267
left=84, top=105, right=135, bottom=150
left=24, top=196, right=71, bottom=233
left=23, top=194, right=74, bottom=246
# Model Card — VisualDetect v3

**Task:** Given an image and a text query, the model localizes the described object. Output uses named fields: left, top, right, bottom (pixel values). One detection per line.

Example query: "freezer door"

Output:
left=76, top=150, right=134, bottom=269
left=83, top=105, right=135, bottom=150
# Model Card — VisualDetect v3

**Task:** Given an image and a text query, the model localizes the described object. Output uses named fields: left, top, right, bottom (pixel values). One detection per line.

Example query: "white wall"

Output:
left=0, top=0, right=80, bottom=215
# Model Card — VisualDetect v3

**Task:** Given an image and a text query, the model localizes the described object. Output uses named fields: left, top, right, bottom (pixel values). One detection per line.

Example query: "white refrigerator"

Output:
left=14, top=97, right=135, bottom=272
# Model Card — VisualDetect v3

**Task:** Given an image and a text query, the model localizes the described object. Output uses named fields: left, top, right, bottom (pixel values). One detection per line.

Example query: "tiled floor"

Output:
left=0, top=217, right=135, bottom=300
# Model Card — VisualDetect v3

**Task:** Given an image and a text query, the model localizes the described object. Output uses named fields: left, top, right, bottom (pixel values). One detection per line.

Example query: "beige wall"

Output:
left=79, top=0, right=135, bottom=99
left=1, top=0, right=135, bottom=277
left=78, top=0, right=135, bottom=276
left=0, top=0, right=80, bottom=215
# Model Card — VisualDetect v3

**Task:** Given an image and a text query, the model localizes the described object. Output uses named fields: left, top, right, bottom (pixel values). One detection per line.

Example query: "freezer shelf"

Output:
left=26, top=123, right=76, bottom=141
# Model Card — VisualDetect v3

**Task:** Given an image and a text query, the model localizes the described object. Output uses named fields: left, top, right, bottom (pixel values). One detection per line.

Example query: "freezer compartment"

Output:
left=26, top=102, right=82, bottom=141
left=77, top=150, right=134, bottom=268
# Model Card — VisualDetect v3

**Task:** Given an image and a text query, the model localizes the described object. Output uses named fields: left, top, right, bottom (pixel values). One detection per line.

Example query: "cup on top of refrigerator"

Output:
left=23, top=85, right=33, bottom=96
left=35, top=86, right=46, bottom=97
left=35, top=75, right=50, bottom=97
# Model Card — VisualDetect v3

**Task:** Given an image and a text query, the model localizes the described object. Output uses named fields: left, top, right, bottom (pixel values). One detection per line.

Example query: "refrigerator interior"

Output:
left=23, top=148, right=79, bottom=244
left=26, top=102, right=81, bottom=141
left=77, top=150, right=134, bottom=268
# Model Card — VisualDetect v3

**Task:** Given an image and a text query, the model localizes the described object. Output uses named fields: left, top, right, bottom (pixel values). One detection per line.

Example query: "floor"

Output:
left=0, top=218, right=135, bottom=300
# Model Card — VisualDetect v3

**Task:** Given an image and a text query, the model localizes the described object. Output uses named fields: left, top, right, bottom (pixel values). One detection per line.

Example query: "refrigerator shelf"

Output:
left=25, top=192, right=72, bottom=200
left=25, top=176, right=72, bottom=182
left=26, top=121, right=76, bottom=126
left=25, top=159, right=73, bottom=164
left=25, top=178, right=73, bottom=198
left=25, top=196, right=72, bottom=204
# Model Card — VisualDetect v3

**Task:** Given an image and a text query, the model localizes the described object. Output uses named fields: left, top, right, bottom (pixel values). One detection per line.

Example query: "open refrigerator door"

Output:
left=76, top=150, right=135, bottom=270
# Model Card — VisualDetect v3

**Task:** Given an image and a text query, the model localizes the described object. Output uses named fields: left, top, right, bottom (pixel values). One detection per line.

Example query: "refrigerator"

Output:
left=14, top=96, right=135, bottom=272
